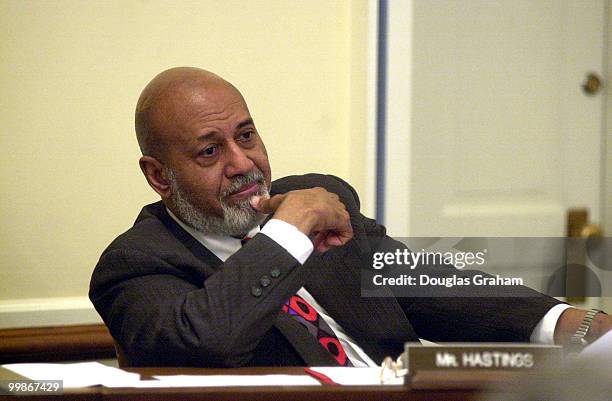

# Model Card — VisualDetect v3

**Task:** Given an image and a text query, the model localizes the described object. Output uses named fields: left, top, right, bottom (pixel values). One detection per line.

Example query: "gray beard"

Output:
left=165, top=168, right=269, bottom=237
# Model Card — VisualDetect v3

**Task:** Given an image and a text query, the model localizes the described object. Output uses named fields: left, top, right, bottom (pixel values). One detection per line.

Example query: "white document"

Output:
left=148, top=374, right=321, bottom=387
left=308, top=367, right=404, bottom=385
left=1, top=362, right=141, bottom=388
left=580, top=329, right=612, bottom=366
left=2, top=362, right=399, bottom=388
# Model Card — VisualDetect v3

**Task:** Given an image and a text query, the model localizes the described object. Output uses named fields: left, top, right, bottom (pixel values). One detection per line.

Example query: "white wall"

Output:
left=0, top=0, right=374, bottom=328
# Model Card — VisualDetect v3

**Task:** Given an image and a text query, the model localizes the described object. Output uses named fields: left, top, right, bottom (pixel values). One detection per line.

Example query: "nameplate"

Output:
left=403, top=343, right=563, bottom=374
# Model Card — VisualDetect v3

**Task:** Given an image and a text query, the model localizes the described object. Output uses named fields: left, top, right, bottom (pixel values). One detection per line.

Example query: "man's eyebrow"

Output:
left=194, top=118, right=254, bottom=142
left=195, top=131, right=218, bottom=142
left=236, top=118, right=254, bottom=130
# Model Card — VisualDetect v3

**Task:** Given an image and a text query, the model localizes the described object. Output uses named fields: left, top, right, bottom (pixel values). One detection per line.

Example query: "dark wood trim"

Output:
left=0, top=324, right=116, bottom=363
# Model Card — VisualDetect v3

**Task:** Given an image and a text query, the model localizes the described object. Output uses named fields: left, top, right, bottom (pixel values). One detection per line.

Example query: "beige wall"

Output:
left=0, top=0, right=372, bottom=325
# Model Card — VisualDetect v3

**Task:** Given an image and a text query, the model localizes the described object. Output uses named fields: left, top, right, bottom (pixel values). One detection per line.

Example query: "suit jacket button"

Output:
left=270, top=268, right=281, bottom=278
left=260, top=276, right=271, bottom=287
left=251, top=286, right=263, bottom=297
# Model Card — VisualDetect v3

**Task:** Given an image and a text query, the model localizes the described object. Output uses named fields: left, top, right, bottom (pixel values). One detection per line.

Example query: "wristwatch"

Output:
left=569, top=308, right=602, bottom=351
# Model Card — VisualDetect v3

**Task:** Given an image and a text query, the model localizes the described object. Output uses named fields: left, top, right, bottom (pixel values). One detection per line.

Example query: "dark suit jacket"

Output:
left=89, top=174, right=562, bottom=367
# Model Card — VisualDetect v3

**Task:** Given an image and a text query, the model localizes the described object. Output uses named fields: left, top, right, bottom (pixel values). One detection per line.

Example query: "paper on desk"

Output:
left=136, top=369, right=401, bottom=388
left=1, top=362, right=140, bottom=388
left=147, top=374, right=321, bottom=387
left=309, top=367, right=404, bottom=385
left=580, top=329, right=612, bottom=367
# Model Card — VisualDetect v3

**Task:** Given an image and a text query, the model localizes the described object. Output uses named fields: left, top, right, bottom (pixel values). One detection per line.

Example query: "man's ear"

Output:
left=139, top=156, right=172, bottom=198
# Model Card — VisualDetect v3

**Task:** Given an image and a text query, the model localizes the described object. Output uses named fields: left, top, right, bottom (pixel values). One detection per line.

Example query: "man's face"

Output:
left=161, top=83, right=272, bottom=236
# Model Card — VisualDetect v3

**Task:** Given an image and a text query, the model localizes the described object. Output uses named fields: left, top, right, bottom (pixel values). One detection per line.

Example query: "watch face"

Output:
left=570, top=336, right=584, bottom=345
left=569, top=336, right=588, bottom=350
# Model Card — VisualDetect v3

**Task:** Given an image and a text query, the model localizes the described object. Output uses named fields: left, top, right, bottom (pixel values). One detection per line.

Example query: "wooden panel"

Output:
left=0, top=324, right=115, bottom=363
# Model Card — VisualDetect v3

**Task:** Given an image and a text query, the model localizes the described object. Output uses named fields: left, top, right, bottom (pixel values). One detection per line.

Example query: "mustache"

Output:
left=221, top=170, right=266, bottom=199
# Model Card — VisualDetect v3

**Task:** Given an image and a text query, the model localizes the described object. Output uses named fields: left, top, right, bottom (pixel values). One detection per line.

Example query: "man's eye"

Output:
left=239, top=131, right=253, bottom=141
left=200, top=145, right=218, bottom=157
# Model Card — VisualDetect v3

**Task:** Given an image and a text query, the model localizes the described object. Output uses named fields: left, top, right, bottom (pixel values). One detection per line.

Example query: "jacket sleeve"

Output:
left=90, top=233, right=312, bottom=367
left=327, top=175, right=564, bottom=343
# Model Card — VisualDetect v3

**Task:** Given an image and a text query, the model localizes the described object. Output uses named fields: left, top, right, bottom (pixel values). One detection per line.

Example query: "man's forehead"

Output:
left=170, top=86, right=248, bottom=125
left=144, top=68, right=240, bottom=113
left=166, top=77, right=231, bottom=105
left=157, top=79, right=248, bottom=131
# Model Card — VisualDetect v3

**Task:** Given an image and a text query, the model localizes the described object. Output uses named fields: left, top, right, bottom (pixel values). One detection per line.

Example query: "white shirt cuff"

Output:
left=530, top=303, right=574, bottom=344
left=260, top=219, right=314, bottom=265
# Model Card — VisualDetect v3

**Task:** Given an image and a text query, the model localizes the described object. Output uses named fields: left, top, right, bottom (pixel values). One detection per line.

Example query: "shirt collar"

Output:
left=166, top=207, right=260, bottom=262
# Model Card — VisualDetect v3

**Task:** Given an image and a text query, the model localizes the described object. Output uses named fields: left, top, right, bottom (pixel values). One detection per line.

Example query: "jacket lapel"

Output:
left=140, top=202, right=224, bottom=271
left=304, top=244, right=419, bottom=364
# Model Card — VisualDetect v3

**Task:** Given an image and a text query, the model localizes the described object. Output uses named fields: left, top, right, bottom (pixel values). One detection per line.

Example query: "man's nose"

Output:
left=224, top=142, right=255, bottom=177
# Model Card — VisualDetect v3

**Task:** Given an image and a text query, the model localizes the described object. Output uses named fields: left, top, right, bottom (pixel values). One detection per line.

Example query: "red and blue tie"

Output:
left=241, top=235, right=352, bottom=366
left=282, top=295, right=352, bottom=366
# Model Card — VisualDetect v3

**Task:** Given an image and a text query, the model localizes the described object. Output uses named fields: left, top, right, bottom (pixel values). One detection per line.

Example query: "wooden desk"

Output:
left=0, top=367, right=517, bottom=401
left=0, top=324, right=115, bottom=363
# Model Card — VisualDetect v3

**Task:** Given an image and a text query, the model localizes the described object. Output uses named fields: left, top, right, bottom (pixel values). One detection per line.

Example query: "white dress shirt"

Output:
left=167, top=209, right=569, bottom=366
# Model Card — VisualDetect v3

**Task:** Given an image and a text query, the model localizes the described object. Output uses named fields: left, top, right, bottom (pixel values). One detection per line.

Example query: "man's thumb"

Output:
left=250, top=194, right=285, bottom=214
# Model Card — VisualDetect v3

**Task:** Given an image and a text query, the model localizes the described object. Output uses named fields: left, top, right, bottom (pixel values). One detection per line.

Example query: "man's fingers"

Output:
left=325, top=235, right=344, bottom=247
left=251, top=194, right=285, bottom=214
left=337, top=223, right=354, bottom=244
left=256, top=187, right=354, bottom=252
left=329, top=218, right=354, bottom=246
left=312, top=224, right=354, bottom=254
left=311, top=232, right=326, bottom=252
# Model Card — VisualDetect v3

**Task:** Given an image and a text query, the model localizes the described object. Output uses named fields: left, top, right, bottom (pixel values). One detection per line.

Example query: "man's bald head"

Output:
left=135, top=67, right=271, bottom=237
left=135, top=67, right=244, bottom=160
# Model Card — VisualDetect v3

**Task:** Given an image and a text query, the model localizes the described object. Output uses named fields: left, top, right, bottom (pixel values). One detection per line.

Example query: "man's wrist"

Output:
left=585, top=312, right=612, bottom=343
left=555, top=308, right=586, bottom=345
left=555, top=308, right=611, bottom=346
left=260, top=219, right=314, bottom=264
left=530, top=304, right=573, bottom=344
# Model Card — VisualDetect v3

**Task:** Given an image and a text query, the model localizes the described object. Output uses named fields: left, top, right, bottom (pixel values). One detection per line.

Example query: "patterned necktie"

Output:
left=241, top=235, right=352, bottom=366
left=282, top=295, right=352, bottom=366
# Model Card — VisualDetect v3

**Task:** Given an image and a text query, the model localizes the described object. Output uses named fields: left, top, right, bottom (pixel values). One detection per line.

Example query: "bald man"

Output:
left=89, top=67, right=611, bottom=367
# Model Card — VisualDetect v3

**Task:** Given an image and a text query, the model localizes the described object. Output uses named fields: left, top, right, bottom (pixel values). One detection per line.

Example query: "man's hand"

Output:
left=554, top=308, right=612, bottom=345
left=251, top=187, right=353, bottom=253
